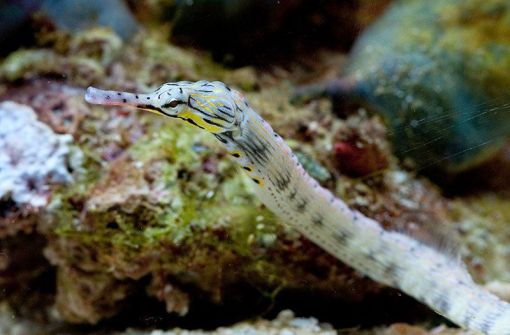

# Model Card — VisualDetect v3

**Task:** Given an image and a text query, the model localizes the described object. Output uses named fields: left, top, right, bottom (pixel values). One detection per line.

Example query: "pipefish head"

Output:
left=85, top=80, right=244, bottom=134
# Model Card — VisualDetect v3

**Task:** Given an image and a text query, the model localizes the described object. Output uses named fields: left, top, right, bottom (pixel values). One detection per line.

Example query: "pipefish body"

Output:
left=85, top=80, right=510, bottom=334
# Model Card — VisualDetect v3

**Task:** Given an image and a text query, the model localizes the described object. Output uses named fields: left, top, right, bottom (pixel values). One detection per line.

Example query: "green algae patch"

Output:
left=51, top=120, right=263, bottom=251
left=45, top=117, right=308, bottom=322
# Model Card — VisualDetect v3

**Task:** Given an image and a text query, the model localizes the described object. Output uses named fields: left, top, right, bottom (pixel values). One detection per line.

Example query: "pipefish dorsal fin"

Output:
left=391, top=207, right=463, bottom=263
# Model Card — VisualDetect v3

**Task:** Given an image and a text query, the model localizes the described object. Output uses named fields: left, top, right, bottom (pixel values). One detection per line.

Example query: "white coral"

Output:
left=0, top=101, right=75, bottom=207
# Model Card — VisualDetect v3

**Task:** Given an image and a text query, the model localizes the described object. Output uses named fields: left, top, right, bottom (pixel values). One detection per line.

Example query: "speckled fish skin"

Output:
left=86, top=81, right=510, bottom=334
left=327, top=0, right=510, bottom=173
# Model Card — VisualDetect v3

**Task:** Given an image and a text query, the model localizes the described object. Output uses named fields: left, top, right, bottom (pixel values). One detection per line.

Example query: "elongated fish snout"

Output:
left=85, top=86, right=146, bottom=107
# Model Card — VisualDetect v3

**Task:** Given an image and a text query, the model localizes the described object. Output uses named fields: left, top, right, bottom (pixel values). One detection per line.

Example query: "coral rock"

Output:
left=0, top=101, right=76, bottom=209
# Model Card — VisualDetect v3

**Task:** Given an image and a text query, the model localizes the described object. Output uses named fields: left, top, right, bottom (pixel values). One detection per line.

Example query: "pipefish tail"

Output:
left=85, top=81, right=510, bottom=334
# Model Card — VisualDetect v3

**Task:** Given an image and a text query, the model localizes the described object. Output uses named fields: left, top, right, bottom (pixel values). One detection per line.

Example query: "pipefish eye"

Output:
left=162, top=100, right=182, bottom=108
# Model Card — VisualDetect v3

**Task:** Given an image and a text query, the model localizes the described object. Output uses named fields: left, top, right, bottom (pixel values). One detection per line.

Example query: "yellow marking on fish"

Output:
left=179, top=110, right=223, bottom=133
left=230, top=151, right=242, bottom=158
left=251, top=177, right=264, bottom=187
left=192, top=93, right=232, bottom=112
left=140, top=108, right=164, bottom=116
left=190, top=93, right=215, bottom=114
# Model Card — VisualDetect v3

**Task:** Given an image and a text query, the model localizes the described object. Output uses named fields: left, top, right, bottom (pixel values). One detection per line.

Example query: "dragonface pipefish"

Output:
left=85, top=81, right=510, bottom=334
